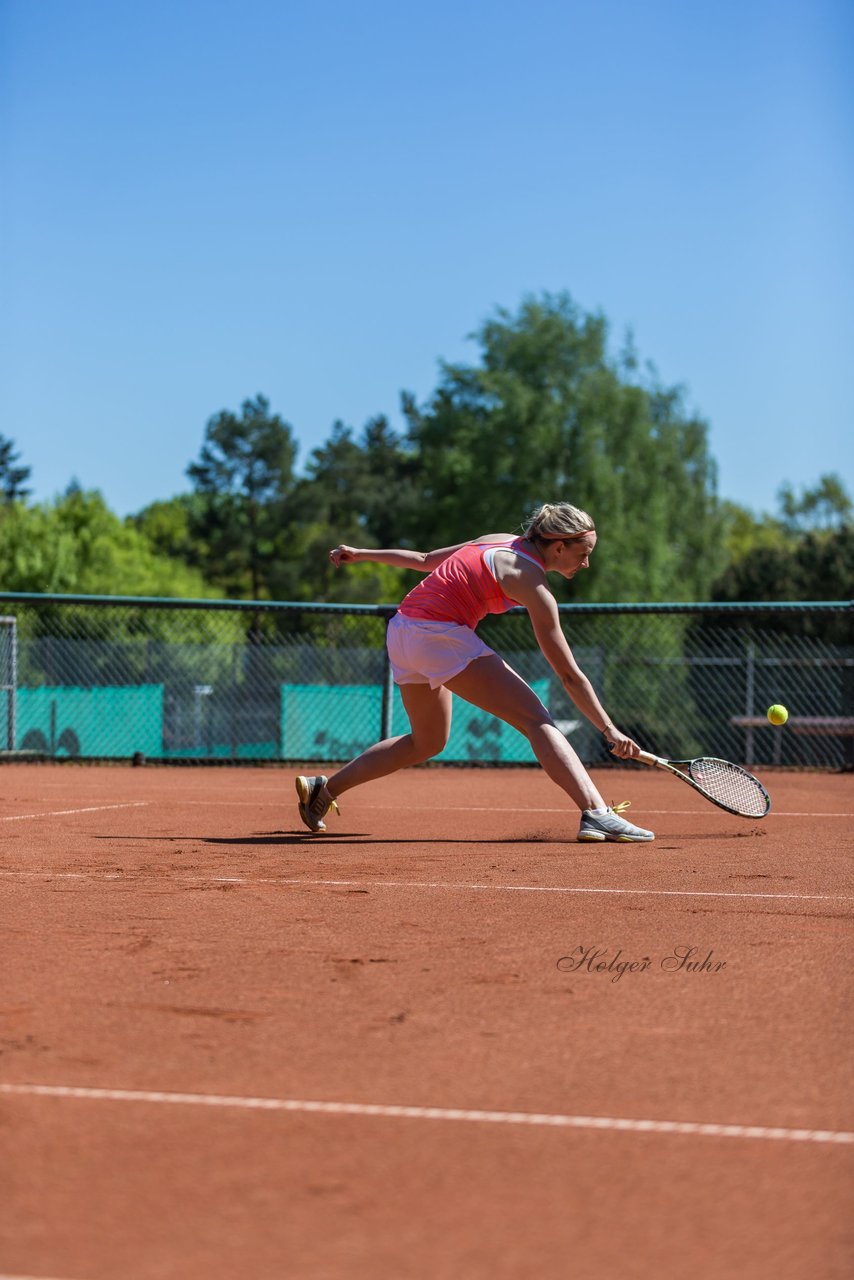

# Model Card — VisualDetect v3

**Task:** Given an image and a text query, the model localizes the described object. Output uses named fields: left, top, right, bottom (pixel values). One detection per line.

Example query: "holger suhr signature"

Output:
left=557, top=945, right=727, bottom=983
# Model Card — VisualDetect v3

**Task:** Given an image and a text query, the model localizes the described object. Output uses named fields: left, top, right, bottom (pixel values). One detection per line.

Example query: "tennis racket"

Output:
left=635, top=750, right=771, bottom=819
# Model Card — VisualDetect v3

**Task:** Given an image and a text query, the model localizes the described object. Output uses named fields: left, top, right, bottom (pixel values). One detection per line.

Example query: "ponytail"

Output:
left=523, top=502, right=595, bottom=541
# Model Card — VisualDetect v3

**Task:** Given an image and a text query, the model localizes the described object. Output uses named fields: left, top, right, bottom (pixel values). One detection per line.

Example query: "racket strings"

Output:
left=688, top=759, right=769, bottom=818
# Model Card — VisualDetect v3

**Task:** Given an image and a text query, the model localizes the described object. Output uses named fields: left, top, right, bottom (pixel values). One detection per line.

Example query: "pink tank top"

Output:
left=398, top=538, right=544, bottom=629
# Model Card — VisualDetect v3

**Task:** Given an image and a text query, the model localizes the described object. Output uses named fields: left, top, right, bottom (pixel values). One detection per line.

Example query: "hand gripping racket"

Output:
left=635, top=751, right=771, bottom=819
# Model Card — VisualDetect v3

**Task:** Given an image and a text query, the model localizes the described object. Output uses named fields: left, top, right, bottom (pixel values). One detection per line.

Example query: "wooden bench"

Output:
left=730, top=716, right=854, bottom=735
left=730, top=716, right=854, bottom=765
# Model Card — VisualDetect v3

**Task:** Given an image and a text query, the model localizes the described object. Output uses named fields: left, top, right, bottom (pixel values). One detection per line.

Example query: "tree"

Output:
left=711, top=476, right=853, bottom=642
left=0, top=435, right=32, bottom=503
left=0, top=488, right=219, bottom=598
left=350, top=414, right=421, bottom=549
left=129, top=494, right=208, bottom=572
left=186, top=395, right=298, bottom=599
left=718, top=500, right=789, bottom=565
left=777, top=473, right=852, bottom=534
left=286, top=415, right=420, bottom=601
left=400, top=293, right=723, bottom=601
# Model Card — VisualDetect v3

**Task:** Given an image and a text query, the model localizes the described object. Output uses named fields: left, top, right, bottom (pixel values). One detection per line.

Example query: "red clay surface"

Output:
left=1, top=762, right=853, bottom=1280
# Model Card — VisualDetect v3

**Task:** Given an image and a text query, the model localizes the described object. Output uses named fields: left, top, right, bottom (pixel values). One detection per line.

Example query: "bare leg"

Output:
left=326, top=683, right=452, bottom=798
left=446, top=655, right=605, bottom=811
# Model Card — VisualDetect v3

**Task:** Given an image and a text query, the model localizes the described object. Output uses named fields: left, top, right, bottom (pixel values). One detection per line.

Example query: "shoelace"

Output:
left=610, top=801, right=632, bottom=814
left=311, top=789, right=340, bottom=817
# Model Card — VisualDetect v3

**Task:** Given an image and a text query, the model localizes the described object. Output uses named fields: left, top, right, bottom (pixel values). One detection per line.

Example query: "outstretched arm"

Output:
left=330, top=538, right=494, bottom=574
left=329, top=543, right=466, bottom=573
left=508, top=572, right=641, bottom=760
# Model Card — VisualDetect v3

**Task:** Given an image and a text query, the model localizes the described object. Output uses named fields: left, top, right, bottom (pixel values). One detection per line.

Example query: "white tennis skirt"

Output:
left=387, top=613, right=495, bottom=689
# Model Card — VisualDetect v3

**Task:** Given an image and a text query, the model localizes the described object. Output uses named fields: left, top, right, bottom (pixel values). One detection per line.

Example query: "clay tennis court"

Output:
left=2, top=762, right=852, bottom=1279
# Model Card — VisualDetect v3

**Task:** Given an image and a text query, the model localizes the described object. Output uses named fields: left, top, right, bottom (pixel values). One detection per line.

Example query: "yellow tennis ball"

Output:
left=767, top=704, right=788, bottom=726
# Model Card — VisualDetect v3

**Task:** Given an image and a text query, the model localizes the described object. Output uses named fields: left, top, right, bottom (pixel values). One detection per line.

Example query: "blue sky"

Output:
left=2, top=0, right=852, bottom=519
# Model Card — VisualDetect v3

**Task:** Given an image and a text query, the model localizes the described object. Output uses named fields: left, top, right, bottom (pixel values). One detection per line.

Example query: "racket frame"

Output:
left=635, top=750, right=771, bottom=819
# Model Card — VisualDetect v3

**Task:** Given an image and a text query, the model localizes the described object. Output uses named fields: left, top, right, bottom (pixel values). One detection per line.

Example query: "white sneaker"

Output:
left=295, top=775, right=340, bottom=832
left=577, top=801, right=654, bottom=843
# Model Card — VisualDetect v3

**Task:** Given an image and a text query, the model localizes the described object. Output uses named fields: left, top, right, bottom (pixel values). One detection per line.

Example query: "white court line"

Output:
left=10, top=797, right=849, bottom=819
left=196, top=876, right=854, bottom=903
left=1, top=1082, right=851, bottom=1146
left=0, top=868, right=849, bottom=904
left=368, top=805, right=854, bottom=818
left=0, top=802, right=150, bottom=822
left=178, top=800, right=854, bottom=818
left=765, top=812, right=854, bottom=819
left=0, top=871, right=95, bottom=879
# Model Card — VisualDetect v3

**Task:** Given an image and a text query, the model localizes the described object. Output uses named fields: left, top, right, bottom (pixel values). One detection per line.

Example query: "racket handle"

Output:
left=608, top=745, right=661, bottom=766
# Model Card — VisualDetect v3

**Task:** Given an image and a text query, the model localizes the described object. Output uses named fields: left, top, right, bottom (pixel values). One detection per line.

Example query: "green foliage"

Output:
left=0, top=488, right=249, bottom=662
left=714, top=475, right=852, bottom=599
left=298, top=415, right=420, bottom=551
left=274, top=520, right=405, bottom=605
left=713, top=525, right=853, bottom=636
left=0, top=435, right=32, bottom=503
left=277, top=415, right=419, bottom=603
left=711, top=475, right=853, bottom=642
left=14, top=297, right=847, bottom=617
left=777, top=472, right=852, bottom=534
left=186, top=394, right=299, bottom=599
left=129, top=494, right=203, bottom=565
left=718, top=500, right=789, bottom=564
left=400, top=293, right=724, bottom=602
left=0, top=488, right=218, bottom=598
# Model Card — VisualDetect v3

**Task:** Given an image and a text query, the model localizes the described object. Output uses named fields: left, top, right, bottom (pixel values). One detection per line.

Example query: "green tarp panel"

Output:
left=281, top=680, right=550, bottom=763
left=17, top=686, right=163, bottom=758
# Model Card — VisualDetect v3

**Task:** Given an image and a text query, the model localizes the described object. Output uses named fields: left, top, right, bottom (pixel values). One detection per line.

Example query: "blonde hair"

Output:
left=523, top=502, right=595, bottom=542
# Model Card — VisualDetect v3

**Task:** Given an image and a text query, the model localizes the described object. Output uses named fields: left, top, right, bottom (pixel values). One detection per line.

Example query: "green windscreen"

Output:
left=17, top=686, right=164, bottom=757
left=280, top=680, right=550, bottom=763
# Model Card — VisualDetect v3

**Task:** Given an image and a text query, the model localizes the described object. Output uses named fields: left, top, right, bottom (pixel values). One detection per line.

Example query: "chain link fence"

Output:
left=0, top=593, right=851, bottom=769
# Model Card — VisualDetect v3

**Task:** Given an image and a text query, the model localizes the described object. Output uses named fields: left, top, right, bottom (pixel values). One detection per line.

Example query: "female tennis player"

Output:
left=296, top=502, right=654, bottom=842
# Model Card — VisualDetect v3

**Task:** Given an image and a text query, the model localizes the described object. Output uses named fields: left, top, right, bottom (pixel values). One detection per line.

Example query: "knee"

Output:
left=518, top=711, right=557, bottom=740
left=409, top=727, right=450, bottom=762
